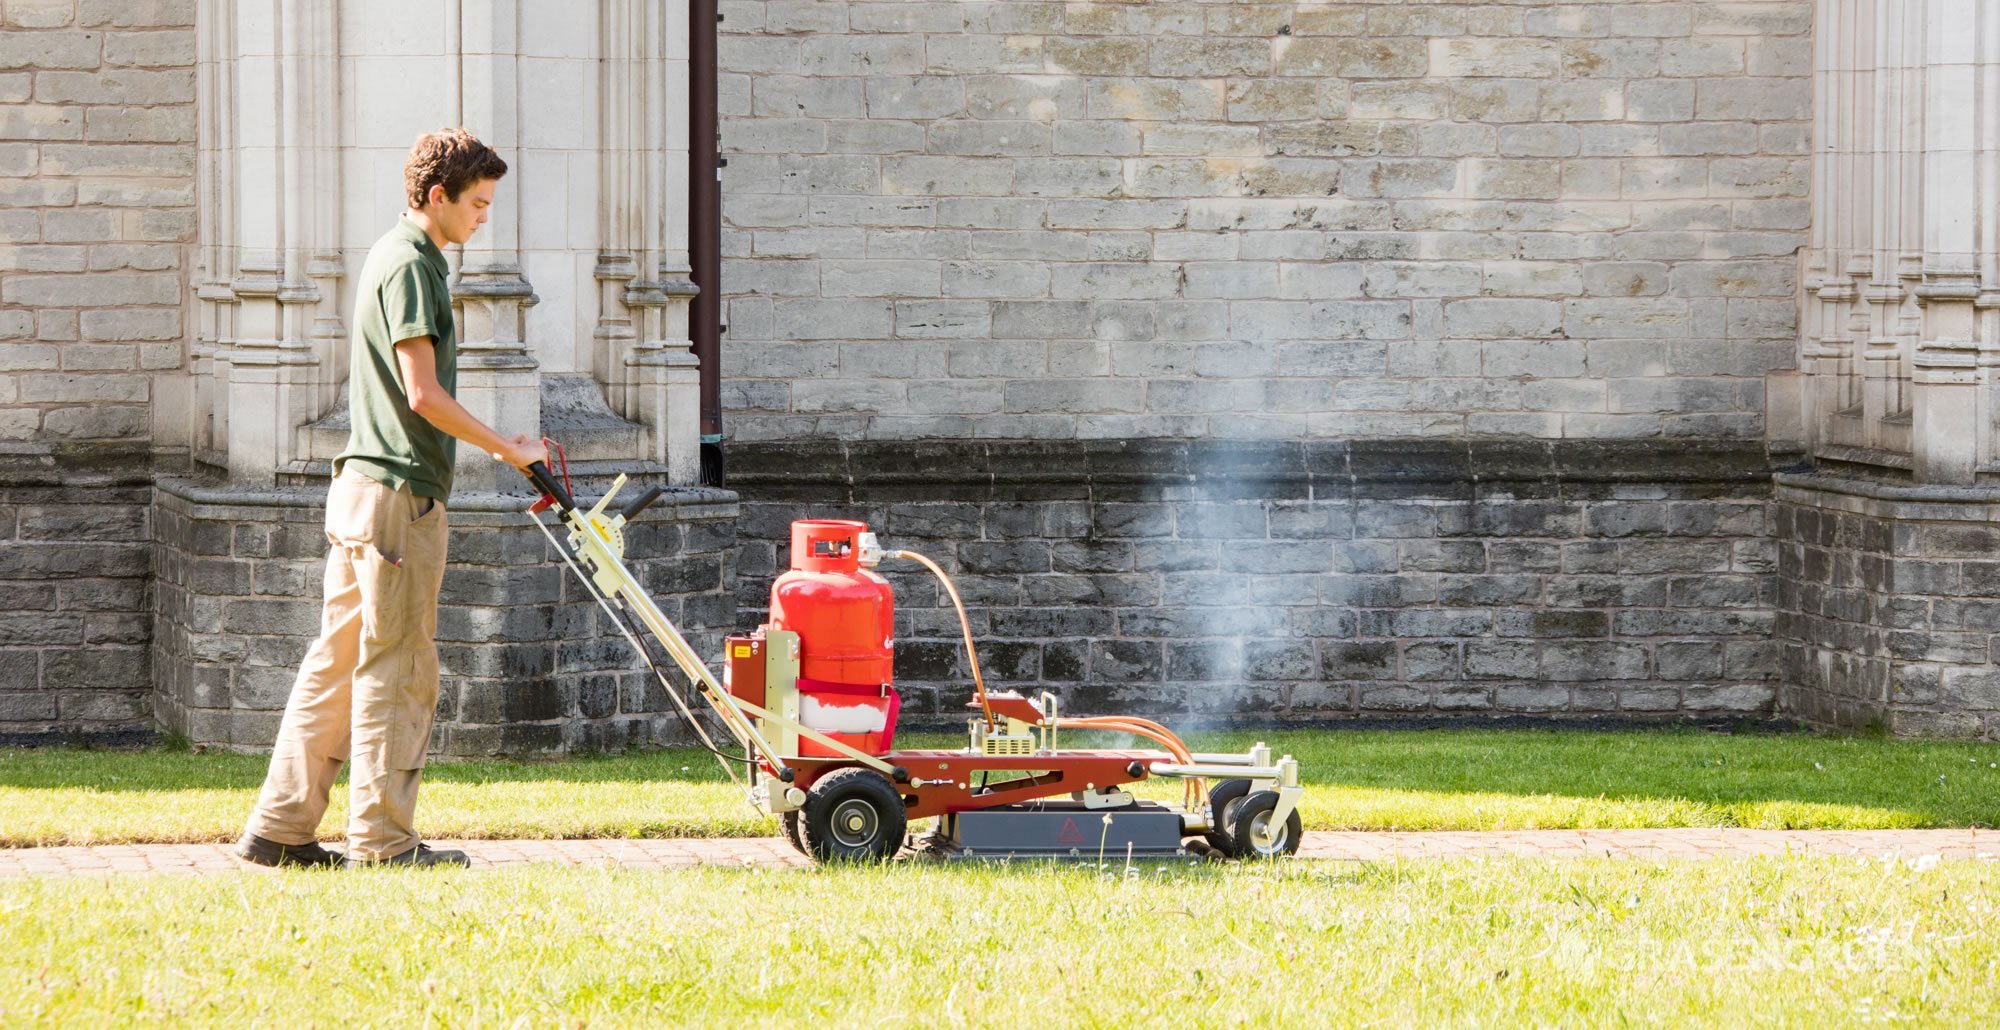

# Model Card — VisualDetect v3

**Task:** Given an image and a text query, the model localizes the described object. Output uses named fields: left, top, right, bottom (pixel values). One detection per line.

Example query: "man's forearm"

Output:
left=410, top=389, right=515, bottom=461
left=394, top=337, right=541, bottom=470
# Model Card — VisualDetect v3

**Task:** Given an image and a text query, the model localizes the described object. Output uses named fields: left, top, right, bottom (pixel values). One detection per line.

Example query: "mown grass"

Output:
left=3, top=857, right=1997, bottom=1025
left=5, top=727, right=1999, bottom=847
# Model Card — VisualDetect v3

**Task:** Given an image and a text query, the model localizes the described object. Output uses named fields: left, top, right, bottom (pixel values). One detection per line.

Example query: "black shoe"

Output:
left=235, top=832, right=344, bottom=869
left=347, top=842, right=470, bottom=869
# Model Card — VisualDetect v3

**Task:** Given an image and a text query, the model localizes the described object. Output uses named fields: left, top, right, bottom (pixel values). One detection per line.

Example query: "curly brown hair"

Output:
left=403, top=127, right=508, bottom=209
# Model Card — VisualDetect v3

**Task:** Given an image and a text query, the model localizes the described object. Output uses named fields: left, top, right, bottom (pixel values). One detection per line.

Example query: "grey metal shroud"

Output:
left=927, top=801, right=1188, bottom=860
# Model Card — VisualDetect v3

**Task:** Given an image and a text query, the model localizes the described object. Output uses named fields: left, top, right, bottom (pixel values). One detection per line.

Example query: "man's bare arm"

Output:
left=394, top=338, right=546, bottom=469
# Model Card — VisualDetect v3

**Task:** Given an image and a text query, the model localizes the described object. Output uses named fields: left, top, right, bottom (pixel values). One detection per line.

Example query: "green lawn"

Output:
left=4, top=726, right=1999, bottom=847
left=3, top=858, right=1996, bottom=1025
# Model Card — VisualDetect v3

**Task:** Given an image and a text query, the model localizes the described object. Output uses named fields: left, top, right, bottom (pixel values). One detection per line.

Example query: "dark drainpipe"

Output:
left=691, top=0, right=724, bottom=486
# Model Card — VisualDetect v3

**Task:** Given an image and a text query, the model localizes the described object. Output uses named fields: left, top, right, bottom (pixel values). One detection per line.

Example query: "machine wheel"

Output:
left=779, top=810, right=805, bottom=854
left=1230, top=790, right=1303, bottom=860
left=799, top=767, right=907, bottom=863
left=1202, top=778, right=1255, bottom=857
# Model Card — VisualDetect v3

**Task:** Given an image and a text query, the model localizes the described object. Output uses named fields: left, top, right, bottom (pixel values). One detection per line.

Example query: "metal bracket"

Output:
left=1258, top=755, right=1303, bottom=846
left=1263, top=783, right=1304, bottom=848
left=1077, top=787, right=1137, bottom=810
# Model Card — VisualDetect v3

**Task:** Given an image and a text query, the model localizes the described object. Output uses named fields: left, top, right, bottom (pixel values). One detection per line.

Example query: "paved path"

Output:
left=1, top=829, right=1993, bottom=878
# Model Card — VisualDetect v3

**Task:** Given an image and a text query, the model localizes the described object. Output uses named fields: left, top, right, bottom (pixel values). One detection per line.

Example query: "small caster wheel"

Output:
left=1231, top=790, right=1302, bottom=860
left=799, top=767, right=907, bottom=863
left=779, top=810, right=805, bottom=854
left=1203, top=778, right=1255, bottom=858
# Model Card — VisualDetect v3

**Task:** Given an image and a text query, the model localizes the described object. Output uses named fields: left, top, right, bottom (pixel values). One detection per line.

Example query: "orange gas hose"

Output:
left=891, top=550, right=995, bottom=731
left=885, top=551, right=1206, bottom=811
left=1057, top=717, right=1193, bottom=763
left=1057, top=716, right=1204, bottom=808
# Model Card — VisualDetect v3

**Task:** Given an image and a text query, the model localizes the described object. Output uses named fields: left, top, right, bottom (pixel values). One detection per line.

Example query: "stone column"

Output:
left=594, top=0, right=701, bottom=484
left=1791, top=0, right=2000, bottom=482
left=1792, top=0, right=1844, bottom=456
left=1778, top=0, right=2000, bottom=738
left=191, top=0, right=699, bottom=490
left=190, top=0, right=235, bottom=465
left=1857, top=2, right=1904, bottom=456
left=196, top=0, right=344, bottom=487
left=1909, top=0, right=1987, bottom=485
left=451, top=0, right=542, bottom=495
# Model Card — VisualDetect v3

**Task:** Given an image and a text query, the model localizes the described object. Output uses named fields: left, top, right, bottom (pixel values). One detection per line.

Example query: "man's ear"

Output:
left=427, top=183, right=447, bottom=209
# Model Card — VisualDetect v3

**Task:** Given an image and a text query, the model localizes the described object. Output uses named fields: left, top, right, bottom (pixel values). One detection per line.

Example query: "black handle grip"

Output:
left=620, top=485, right=667, bottom=523
left=525, top=461, right=575, bottom=512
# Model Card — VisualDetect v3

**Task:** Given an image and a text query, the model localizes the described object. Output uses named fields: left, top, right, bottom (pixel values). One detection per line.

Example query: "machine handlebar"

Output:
left=524, top=460, right=575, bottom=513
left=620, top=485, right=667, bottom=523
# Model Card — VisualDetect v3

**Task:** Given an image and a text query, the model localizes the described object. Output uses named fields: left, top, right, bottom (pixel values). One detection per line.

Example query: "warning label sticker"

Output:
left=1057, top=817, right=1084, bottom=845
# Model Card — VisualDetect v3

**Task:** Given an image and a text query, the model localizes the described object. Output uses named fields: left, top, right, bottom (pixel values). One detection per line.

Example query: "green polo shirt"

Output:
left=334, top=216, right=458, bottom=500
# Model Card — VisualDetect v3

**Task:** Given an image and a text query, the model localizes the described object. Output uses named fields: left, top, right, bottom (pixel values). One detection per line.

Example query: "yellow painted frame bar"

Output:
left=554, top=498, right=899, bottom=779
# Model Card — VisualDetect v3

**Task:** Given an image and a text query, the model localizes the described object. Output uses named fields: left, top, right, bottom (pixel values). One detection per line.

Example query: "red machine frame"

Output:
left=522, top=461, right=1304, bottom=863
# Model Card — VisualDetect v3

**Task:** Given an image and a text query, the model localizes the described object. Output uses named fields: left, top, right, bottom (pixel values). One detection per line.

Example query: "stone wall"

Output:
left=0, top=0, right=193, bottom=445
left=1776, top=476, right=2000, bottom=738
left=22, top=0, right=2000, bottom=744
left=732, top=439, right=1779, bottom=724
left=0, top=471, right=153, bottom=741
left=714, top=0, right=1808, bottom=726
left=0, top=0, right=193, bottom=740
left=151, top=480, right=741, bottom=755
left=717, top=0, right=1809, bottom=442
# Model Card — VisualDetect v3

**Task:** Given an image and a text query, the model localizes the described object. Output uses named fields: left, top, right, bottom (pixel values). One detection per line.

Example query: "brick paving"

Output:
left=0, top=829, right=1992, bottom=878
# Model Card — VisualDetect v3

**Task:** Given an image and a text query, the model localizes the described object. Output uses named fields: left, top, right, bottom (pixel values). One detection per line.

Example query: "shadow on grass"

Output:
left=0, top=745, right=731, bottom=791
left=5, top=725, right=2000, bottom=828
left=1189, top=724, right=2000, bottom=828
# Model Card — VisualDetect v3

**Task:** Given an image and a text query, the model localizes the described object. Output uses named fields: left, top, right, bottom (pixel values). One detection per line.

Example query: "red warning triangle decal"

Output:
left=1057, top=816, right=1084, bottom=845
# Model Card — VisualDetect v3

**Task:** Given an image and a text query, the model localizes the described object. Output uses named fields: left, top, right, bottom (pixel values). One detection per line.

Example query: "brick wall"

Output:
left=717, top=0, right=1809, bottom=442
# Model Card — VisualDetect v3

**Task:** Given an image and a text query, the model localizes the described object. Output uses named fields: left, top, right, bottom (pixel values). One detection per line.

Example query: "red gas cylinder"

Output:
left=768, top=520, right=898, bottom=755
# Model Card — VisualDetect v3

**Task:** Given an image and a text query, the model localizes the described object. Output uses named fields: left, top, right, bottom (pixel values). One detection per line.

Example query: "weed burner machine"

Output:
left=523, top=460, right=1304, bottom=864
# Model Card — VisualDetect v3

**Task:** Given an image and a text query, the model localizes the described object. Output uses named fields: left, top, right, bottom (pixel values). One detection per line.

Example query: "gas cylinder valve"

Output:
left=856, top=531, right=885, bottom=567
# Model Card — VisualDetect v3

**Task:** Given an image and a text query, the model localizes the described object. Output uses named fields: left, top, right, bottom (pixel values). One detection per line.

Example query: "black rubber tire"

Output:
left=1202, top=778, right=1255, bottom=857
left=1230, top=789, right=1303, bottom=860
left=779, top=810, right=805, bottom=854
left=798, top=767, right=907, bottom=863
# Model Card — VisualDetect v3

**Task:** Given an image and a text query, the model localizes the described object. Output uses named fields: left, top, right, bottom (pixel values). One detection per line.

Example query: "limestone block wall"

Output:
left=717, top=0, right=1811, bottom=442
left=0, top=0, right=193, bottom=443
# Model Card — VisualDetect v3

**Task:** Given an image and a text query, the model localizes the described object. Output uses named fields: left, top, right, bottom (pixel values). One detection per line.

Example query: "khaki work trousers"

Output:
left=244, top=468, right=449, bottom=861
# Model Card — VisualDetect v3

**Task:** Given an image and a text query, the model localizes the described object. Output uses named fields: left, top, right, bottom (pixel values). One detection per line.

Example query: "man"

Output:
left=236, top=128, right=546, bottom=869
